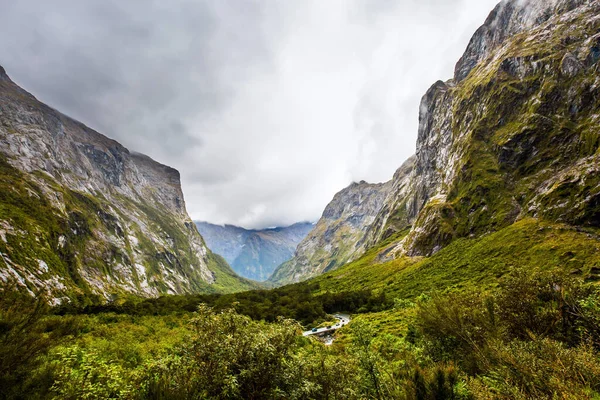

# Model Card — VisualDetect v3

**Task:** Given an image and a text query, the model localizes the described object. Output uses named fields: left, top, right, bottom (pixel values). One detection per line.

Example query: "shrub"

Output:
left=0, top=289, right=78, bottom=399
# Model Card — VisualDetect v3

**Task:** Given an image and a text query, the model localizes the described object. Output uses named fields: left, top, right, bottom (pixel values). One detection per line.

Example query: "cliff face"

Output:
left=370, top=0, right=600, bottom=258
left=454, top=0, right=589, bottom=82
left=196, top=222, right=313, bottom=281
left=0, top=67, right=251, bottom=304
left=275, top=0, right=600, bottom=283
left=269, top=180, right=392, bottom=284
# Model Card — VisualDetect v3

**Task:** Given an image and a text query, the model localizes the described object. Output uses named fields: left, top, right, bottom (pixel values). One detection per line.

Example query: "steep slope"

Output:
left=196, top=222, right=313, bottom=281
left=310, top=218, right=600, bottom=300
left=194, top=223, right=251, bottom=264
left=273, top=0, right=600, bottom=283
left=269, top=180, right=394, bottom=284
left=366, top=0, right=600, bottom=258
left=0, top=66, right=254, bottom=304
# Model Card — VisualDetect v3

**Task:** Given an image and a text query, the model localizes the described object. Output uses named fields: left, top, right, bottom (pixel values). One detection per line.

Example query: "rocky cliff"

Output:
left=0, top=66, right=253, bottom=304
left=196, top=222, right=313, bottom=281
left=371, top=0, right=599, bottom=258
left=274, top=0, right=600, bottom=283
left=269, top=180, right=392, bottom=284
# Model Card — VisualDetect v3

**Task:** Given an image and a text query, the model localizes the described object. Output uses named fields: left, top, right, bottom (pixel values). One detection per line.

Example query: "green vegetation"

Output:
left=3, top=268, right=599, bottom=399
left=0, top=156, right=100, bottom=303
left=0, top=155, right=256, bottom=302
left=57, top=281, right=389, bottom=328
left=2, top=197, right=599, bottom=399
left=1, top=2, right=599, bottom=399
left=312, top=218, right=600, bottom=299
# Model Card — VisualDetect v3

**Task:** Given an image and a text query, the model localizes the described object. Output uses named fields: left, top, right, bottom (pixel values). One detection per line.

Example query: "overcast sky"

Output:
left=0, top=0, right=499, bottom=229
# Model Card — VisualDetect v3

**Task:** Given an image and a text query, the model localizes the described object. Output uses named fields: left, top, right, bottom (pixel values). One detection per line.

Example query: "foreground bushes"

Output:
left=2, top=268, right=600, bottom=399
left=141, top=306, right=303, bottom=399
left=414, top=269, right=600, bottom=398
left=0, top=290, right=78, bottom=399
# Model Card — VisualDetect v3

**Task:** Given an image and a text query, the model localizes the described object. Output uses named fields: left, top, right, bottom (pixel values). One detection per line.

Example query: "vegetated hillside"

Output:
left=3, top=1, right=600, bottom=399
left=196, top=222, right=313, bottom=281
left=274, top=0, right=600, bottom=283
left=269, top=179, right=396, bottom=284
left=0, top=66, right=255, bottom=305
left=310, top=218, right=600, bottom=298
left=363, top=0, right=600, bottom=259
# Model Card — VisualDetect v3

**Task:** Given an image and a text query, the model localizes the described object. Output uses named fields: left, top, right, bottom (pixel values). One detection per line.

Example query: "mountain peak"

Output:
left=0, top=63, right=254, bottom=301
left=454, top=0, right=589, bottom=82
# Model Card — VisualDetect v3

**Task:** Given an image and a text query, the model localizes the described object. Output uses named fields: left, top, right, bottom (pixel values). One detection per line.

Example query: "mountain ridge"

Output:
left=0, top=66, right=254, bottom=303
left=196, top=221, right=313, bottom=281
left=271, top=0, right=600, bottom=284
left=269, top=179, right=395, bottom=284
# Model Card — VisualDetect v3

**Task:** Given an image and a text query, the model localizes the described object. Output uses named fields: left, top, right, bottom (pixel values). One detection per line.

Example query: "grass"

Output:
left=312, top=218, right=600, bottom=301
left=322, top=217, right=600, bottom=347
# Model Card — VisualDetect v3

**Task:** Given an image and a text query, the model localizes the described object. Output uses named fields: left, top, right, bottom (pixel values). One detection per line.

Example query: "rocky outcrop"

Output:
left=367, top=0, right=600, bottom=258
left=0, top=67, right=252, bottom=304
left=269, top=180, right=391, bottom=284
left=196, top=222, right=313, bottom=281
left=357, top=156, right=416, bottom=249
left=276, top=0, right=600, bottom=283
left=454, top=0, right=588, bottom=82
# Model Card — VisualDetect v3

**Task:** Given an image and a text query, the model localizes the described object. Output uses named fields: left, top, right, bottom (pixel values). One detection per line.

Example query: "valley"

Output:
left=196, top=221, right=313, bottom=281
left=1, top=0, right=600, bottom=398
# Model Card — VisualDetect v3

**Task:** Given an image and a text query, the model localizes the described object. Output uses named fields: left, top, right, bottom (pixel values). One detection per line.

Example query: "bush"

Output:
left=140, top=305, right=298, bottom=399
left=0, top=289, right=79, bottom=399
left=412, top=269, right=600, bottom=398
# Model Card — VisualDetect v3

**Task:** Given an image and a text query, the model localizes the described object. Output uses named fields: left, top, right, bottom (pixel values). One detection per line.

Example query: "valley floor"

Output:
left=2, top=218, right=600, bottom=399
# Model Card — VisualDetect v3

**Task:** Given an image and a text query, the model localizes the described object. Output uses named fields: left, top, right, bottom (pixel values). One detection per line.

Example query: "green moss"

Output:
left=0, top=155, right=255, bottom=303
left=0, top=156, right=102, bottom=302
left=408, top=14, right=600, bottom=256
left=311, top=218, right=600, bottom=301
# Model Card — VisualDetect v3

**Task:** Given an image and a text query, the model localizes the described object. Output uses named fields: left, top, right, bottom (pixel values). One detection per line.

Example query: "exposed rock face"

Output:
left=362, top=0, right=600, bottom=259
left=277, top=0, right=600, bottom=283
left=561, top=52, right=585, bottom=76
left=0, top=68, right=250, bottom=304
left=269, top=180, right=392, bottom=284
left=357, top=156, right=417, bottom=249
left=195, top=222, right=313, bottom=281
left=379, top=0, right=600, bottom=258
left=454, top=0, right=588, bottom=82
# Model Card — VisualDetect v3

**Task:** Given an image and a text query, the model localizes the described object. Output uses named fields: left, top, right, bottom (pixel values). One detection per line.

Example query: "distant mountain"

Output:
left=268, top=180, right=395, bottom=285
left=195, top=222, right=314, bottom=281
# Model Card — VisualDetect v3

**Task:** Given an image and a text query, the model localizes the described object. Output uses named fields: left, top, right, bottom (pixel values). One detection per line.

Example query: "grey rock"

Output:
left=269, top=180, right=391, bottom=284
left=0, top=67, right=248, bottom=302
left=584, top=35, right=600, bottom=67
left=454, top=0, right=588, bottom=82
left=561, top=52, right=584, bottom=76
left=280, top=0, right=600, bottom=281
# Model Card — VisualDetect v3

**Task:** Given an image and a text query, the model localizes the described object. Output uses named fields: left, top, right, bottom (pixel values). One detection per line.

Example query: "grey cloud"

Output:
left=0, top=0, right=499, bottom=229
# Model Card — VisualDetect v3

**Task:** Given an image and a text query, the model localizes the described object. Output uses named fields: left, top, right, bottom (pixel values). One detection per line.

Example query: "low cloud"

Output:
left=0, top=0, right=498, bottom=228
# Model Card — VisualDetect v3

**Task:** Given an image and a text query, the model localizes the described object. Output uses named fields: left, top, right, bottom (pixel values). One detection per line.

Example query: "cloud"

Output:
left=0, top=0, right=499, bottom=229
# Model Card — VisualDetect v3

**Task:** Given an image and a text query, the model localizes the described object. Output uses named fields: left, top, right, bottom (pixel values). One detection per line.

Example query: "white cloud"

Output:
left=0, top=0, right=499, bottom=228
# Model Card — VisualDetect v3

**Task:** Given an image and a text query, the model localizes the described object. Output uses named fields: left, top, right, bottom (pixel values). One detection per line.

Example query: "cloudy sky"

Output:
left=0, top=0, right=499, bottom=229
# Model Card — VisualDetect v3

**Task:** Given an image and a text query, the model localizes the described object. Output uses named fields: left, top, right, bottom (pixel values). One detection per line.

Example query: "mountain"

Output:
left=269, top=179, right=395, bottom=284
left=196, top=221, right=313, bottom=281
left=0, top=66, right=255, bottom=305
left=194, top=223, right=251, bottom=264
left=272, top=0, right=600, bottom=284
left=366, top=0, right=599, bottom=259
